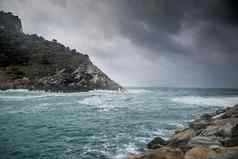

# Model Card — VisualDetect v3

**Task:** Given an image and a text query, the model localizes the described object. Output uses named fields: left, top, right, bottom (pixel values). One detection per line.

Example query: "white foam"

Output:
left=172, top=96, right=238, bottom=107
left=87, top=89, right=151, bottom=95
left=88, top=89, right=118, bottom=94
left=78, top=95, right=115, bottom=111
left=78, top=96, right=108, bottom=105
left=127, top=89, right=151, bottom=94
left=0, top=89, right=30, bottom=92
left=114, top=143, right=140, bottom=159
left=0, top=95, right=49, bottom=101
left=152, top=128, right=174, bottom=140
left=0, top=90, right=90, bottom=101
left=77, top=89, right=134, bottom=111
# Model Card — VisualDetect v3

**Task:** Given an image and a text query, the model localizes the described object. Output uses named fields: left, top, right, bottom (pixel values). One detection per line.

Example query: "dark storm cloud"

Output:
left=112, top=0, right=238, bottom=57
left=0, top=0, right=238, bottom=87
left=109, top=0, right=238, bottom=87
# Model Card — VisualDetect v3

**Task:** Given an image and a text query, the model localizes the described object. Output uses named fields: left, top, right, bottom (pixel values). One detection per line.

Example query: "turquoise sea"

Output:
left=1, top=88, right=238, bottom=159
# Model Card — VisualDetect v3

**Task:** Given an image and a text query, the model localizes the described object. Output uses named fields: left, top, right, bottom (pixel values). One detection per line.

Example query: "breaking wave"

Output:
left=172, top=96, right=238, bottom=107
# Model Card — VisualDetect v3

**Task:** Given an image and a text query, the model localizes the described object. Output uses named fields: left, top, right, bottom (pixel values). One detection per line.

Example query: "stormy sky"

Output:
left=1, top=0, right=238, bottom=88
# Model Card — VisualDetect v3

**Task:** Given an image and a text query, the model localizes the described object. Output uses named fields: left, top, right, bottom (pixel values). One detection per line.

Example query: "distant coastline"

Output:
left=0, top=11, right=121, bottom=92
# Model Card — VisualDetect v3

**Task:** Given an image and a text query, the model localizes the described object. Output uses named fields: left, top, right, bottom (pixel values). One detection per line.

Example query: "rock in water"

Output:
left=147, top=136, right=168, bottom=149
left=0, top=11, right=122, bottom=92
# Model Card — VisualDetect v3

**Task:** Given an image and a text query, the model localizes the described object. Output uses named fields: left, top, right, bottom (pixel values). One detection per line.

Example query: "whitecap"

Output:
left=114, top=143, right=141, bottom=159
left=171, top=96, right=238, bottom=107
left=0, top=89, right=30, bottom=92
left=78, top=95, right=118, bottom=112
left=88, top=89, right=118, bottom=94
left=78, top=96, right=108, bottom=106
left=0, top=95, right=46, bottom=101
left=127, top=89, right=151, bottom=94
left=152, top=128, right=174, bottom=140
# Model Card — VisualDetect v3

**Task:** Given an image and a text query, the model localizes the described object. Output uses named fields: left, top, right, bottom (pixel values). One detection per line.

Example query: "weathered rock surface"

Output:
left=0, top=11, right=122, bottom=92
left=187, top=136, right=222, bottom=148
left=185, top=147, right=238, bottom=159
left=0, top=11, right=22, bottom=33
left=128, top=104, right=238, bottom=159
left=128, top=147, right=184, bottom=159
left=168, top=129, right=195, bottom=149
left=147, top=136, right=168, bottom=149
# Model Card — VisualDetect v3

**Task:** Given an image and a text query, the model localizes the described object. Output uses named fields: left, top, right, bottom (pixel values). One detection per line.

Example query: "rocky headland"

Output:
left=0, top=11, right=121, bottom=92
left=128, top=104, right=238, bottom=159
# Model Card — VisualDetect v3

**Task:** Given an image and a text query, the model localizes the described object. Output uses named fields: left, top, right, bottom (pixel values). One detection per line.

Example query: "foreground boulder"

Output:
left=128, top=147, right=184, bottom=159
left=0, top=11, right=121, bottom=92
left=168, top=129, right=195, bottom=152
left=185, top=147, right=238, bottom=159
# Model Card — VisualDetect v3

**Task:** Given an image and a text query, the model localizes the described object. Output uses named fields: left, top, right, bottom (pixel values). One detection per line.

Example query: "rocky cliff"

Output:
left=129, top=105, right=238, bottom=159
left=0, top=11, right=22, bottom=33
left=0, top=11, right=121, bottom=92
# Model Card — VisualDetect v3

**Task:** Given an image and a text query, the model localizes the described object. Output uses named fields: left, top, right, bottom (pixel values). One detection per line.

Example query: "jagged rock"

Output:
left=185, top=147, right=238, bottom=159
left=147, top=136, right=168, bottom=149
left=128, top=147, right=184, bottom=159
left=218, top=123, right=234, bottom=137
left=198, top=118, right=238, bottom=138
left=187, top=136, right=222, bottom=148
left=231, top=124, right=238, bottom=137
left=200, top=113, right=214, bottom=120
left=185, top=147, right=211, bottom=159
left=0, top=11, right=22, bottom=32
left=0, top=11, right=121, bottom=92
left=199, top=125, right=221, bottom=136
left=189, top=119, right=210, bottom=131
left=222, top=137, right=238, bottom=147
left=168, top=129, right=195, bottom=152
left=220, top=105, right=238, bottom=119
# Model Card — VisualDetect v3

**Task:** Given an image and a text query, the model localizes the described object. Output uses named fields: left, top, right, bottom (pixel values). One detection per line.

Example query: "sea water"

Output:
left=1, top=87, right=238, bottom=159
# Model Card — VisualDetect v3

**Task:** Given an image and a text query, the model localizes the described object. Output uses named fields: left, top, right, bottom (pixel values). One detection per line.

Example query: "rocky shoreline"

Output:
left=0, top=11, right=121, bottom=92
left=128, top=104, right=238, bottom=159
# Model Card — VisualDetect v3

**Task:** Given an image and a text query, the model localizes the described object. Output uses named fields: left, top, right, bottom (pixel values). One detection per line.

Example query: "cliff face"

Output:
left=0, top=11, right=22, bottom=33
left=0, top=11, right=121, bottom=91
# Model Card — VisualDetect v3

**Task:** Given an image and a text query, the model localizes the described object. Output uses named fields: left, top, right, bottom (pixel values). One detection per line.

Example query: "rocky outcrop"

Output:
left=128, top=104, right=238, bottom=159
left=0, top=11, right=121, bottom=92
left=147, top=136, right=168, bottom=149
left=185, top=147, right=238, bottom=159
left=0, top=11, right=22, bottom=33
left=128, top=147, right=184, bottom=159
